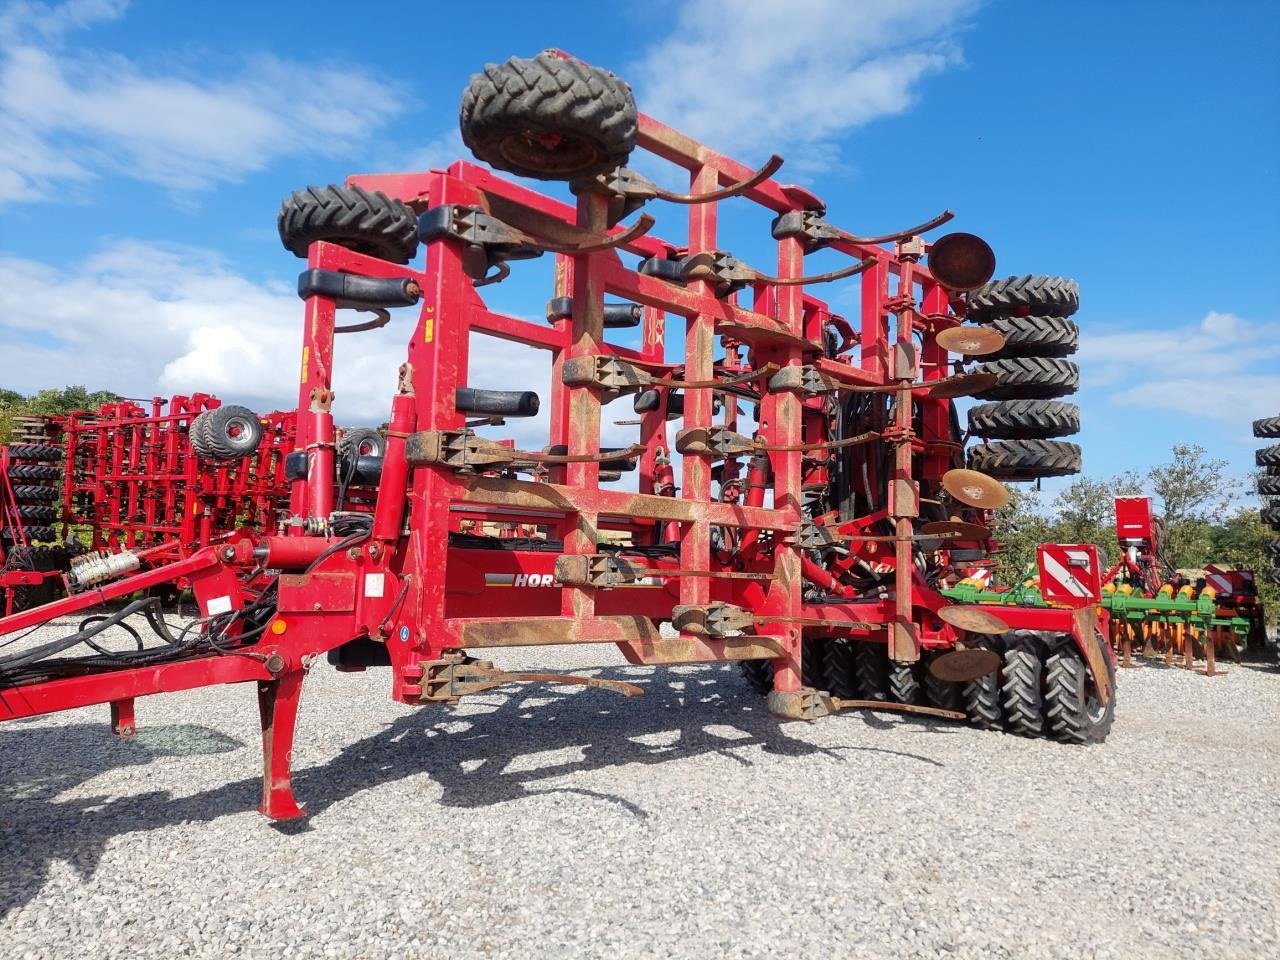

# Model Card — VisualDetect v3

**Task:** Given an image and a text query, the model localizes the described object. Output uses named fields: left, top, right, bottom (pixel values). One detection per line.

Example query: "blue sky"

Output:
left=0, top=0, right=1277, bottom=505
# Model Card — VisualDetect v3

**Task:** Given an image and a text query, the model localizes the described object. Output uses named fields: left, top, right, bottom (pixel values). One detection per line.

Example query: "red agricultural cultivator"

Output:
left=0, top=51, right=1115, bottom=821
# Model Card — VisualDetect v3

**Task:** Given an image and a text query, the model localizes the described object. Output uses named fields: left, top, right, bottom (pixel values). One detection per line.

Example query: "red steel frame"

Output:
left=0, top=95, right=1110, bottom=819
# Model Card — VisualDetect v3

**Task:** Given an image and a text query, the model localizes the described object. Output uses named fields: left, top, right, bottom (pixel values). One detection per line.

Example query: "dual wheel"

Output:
left=1254, top=417, right=1280, bottom=582
left=965, top=276, right=1083, bottom=481
left=188, top=406, right=264, bottom=462
left=740, top=632, right=1114, bottom=744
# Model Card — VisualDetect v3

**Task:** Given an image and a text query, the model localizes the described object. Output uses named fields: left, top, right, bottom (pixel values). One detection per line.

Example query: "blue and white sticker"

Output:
left=399, top=625, right=410, bottom=642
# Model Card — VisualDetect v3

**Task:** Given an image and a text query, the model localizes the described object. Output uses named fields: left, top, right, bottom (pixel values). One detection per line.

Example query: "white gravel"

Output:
left=2, top=616, right=1278, bottom=959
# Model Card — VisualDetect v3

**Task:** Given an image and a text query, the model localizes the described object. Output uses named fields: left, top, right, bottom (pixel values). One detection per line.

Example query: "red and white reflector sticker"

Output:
left=1037, top=544, right=1101, bottom=606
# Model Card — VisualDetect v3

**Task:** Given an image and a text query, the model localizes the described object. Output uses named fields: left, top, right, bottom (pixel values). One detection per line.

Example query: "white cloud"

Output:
left=0, top=0, right=125, bottom=40
left=630, top=0, right=979, bottom=166
left=0, top=2, right=404, bottom=203
left=0, top=242, right=647, bottom=464
left=0, top=242, right=406, bottom=422
left=1077, top=310, right=1280, bottom=424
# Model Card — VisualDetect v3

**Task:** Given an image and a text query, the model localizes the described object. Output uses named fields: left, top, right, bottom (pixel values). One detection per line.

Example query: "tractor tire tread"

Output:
left=460, top=50, right=637, bottom=180
left=278, top=184, right=419, bottom=263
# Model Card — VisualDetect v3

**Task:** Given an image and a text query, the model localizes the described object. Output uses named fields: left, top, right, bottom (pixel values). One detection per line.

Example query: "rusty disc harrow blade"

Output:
left=919, top=520, right=991, bottom=540
left=935, top=326, right=1005, bottom=357
left=927, top=646, right=1003, bottom=682
left=936, top=604, right=1012, bottom=635
left=941, top=468, right=1011, bottom=509
left=928, top=232, right=996, bottom=292
left=927, top=372, right=998, bottom=399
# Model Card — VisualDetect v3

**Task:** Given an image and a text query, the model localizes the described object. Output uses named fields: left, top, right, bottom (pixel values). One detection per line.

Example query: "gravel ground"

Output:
left=2, top=616, right=1278, bottom=959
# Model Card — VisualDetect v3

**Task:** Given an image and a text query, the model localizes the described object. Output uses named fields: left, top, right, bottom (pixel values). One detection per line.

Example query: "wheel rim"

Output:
left=499, top=129, right=601, bottom=175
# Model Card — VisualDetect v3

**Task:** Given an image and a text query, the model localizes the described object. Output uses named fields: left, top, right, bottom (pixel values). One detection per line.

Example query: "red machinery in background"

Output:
left=0, top=50, right=1114, bottom=821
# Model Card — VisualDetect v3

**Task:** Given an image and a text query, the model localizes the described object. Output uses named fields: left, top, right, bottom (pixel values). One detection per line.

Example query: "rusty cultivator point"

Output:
left=0, top=50, right=1116, bottom=820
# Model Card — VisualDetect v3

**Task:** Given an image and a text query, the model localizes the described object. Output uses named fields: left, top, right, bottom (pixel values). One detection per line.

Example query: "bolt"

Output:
left=312, top=602, right=322, bottom=611
left=347, top=547, right=360, bottom=559
left=264, top=654, right=286, bottom=675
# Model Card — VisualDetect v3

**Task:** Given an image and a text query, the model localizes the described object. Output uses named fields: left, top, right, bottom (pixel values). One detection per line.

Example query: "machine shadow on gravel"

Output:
left=0, top=667, right=946, bottom=914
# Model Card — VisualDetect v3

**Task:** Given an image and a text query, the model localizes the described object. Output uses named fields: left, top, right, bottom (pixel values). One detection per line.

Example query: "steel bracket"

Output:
left=770, top=209, right=841, bottom=251
left=404, top=430, right=529, bottom=471
left=766, top=687, right=833, bottom=720
left=555, top=554, right=650, bottom=588
left=417, top=204, right=543, bottom=284
left=561, top=355, right=649, bottom=397
left=674, top=426, right=756, bottom=458
left=671, top=601, right=757, bottom=637
left=767, top=364, right=840, bottom=395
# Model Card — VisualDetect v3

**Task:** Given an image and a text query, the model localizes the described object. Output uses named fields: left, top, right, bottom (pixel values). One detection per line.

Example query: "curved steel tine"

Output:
left=836, top=209, right=955, bottom=245
left=334, top=308, right=391, bottom=334
left=534, top=213, right=656, bottom=255
left=658, top=363, right=780, bottom=390
left=650, top=154, right=785, bottom=205
left=757, top=255, right=878, bottom=287
left=473, top=260, right=510, bottom=288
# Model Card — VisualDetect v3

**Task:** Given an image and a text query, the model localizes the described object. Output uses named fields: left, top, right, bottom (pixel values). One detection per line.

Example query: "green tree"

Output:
left=989, top=486, right=1053, bottom=583
left=1149, top=443, right=1239, bottom=569
left=1050, top=471, right=1144, bottom=561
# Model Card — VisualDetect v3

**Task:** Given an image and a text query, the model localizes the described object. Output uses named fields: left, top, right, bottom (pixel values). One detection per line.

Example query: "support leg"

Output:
left=110, top=698, right=136, bottom=738
left=257, top=670, right=306, bottom=820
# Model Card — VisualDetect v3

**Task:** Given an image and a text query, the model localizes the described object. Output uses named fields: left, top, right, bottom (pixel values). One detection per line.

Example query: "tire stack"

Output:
left=1255, top=415, right=1280, bottom=587
left=964, top=275, right=1083, bottom=481
left=2, top=443, right=64, bottom=546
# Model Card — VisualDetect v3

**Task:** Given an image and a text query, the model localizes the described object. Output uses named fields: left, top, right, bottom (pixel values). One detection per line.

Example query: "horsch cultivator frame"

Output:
left=0, top=51, right=1114, bottom=820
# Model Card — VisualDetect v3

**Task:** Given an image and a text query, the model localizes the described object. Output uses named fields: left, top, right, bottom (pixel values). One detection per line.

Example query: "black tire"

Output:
left=338, top=427, right=386, bottom=458
left=8, top=463, right=61, bottom=481
left=1258, top=476, right=1280, bottom=497
left=278, top=184, right=419, bottom=263
left=1261, top=503, right=1280, bottom=527
left=973, top=358, right=1079, bottom=400
left=800, top=637, right=825, bottom=691
left=739, top=659, right=775, bottom=696
left=1001, top=631, right=1046, bottom=738
left=199, top=406, right=263, bottom=461
left=1252, top=415, right=1280, bottom=438
left=6, top=444, right=62, bottom=461
left=967, top=439, right=1082, bottom=480
left=852, top=641, right=889, bottom=701
left=922, top=654, right=963, bottom=712
left=187, top=411, right=212, bottom=459
left=460, top=50, right=637, bottom=180
left=2, top=525, right=56, bottom=542
left=887, top=660, right=924, bottom=705
left=1267, top=465, right=1280, bottom=477
left=1265, top=540, right=1280, bottom=561
left=9, top=485, right=59, bottom=503
left=962, top=635, right=1003, bottom=730
left=968, top=275, right=1079, bottom=321
left=1257, top=445, right=1280, bottom=468
left=821, top=638, right=858, bottom=699
left=967, top=400, right=1079, bottom=440
left=1043, top=634, right=1115, bottom=744
left=15, top=505, right=56, bottom=523
left=988, top=316, right=1079, bottom=359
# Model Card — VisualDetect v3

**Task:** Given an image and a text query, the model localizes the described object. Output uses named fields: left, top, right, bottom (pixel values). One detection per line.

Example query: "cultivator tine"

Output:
left=753, top=256, right=879, bottom=287
left=829, top=698, right=966, bottom=721
left=584, top=155, right=784, bottom=216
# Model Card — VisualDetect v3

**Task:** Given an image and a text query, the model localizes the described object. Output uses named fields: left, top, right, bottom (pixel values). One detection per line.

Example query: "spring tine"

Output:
left=753, top=255, right=877, bottom=287
left=649, top=154, right=785, bottom=204
left=657, top=362, right=780, bottom=390
left=835, top=209, right=955, bottom=246
left=524, top=213, right=657, bottom=255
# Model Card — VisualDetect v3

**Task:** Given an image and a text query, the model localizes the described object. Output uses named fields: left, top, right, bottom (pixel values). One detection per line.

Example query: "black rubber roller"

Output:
left=455, top=388, right=540, bottom=418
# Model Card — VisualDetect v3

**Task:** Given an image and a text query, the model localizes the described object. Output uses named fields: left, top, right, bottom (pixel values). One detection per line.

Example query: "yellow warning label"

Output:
left=424, top=305, right=435, bottom=343
left=301, top=345, right=309, bottom=383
